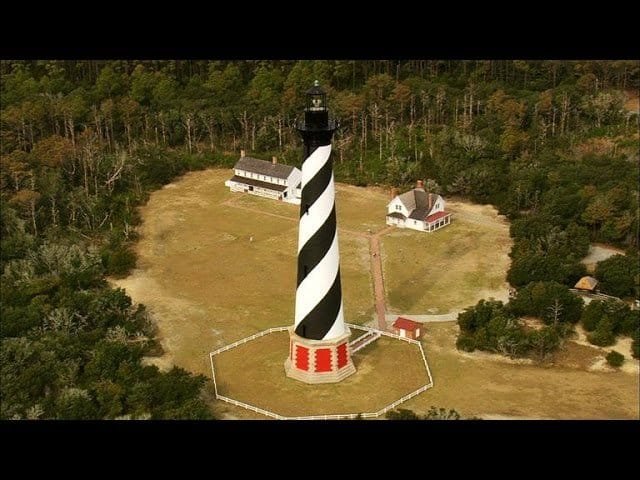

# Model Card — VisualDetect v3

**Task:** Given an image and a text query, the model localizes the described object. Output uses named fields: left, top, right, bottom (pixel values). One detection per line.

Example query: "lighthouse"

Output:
left=284, top=81, right=357, bottom=384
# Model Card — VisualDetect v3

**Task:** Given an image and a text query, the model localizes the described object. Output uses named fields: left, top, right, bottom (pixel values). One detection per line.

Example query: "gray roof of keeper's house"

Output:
left=409, top=207, right=430, bottom=220
left=396, top=189, right=440, bottom=220
left=235, top=156, right=296, bottom=179
left=228, top=175, right=288, bottom=192
left=397, top=189, right=427, bottom=211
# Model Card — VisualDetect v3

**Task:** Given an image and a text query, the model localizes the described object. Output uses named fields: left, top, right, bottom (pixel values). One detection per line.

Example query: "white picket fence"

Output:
left=209, top=323, right=434, bottom=420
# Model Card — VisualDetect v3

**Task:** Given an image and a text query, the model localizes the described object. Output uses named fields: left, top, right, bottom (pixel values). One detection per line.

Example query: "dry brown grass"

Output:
left=401, top=322, right=639, bottom=419
left=114, top=168, right=639, bottom=420
left=335, top=183, right=390, bottom=233
left=213, top=332, right=429, bottom=417
left=381, top=202, right=512, bottom=314
left=112, top=169, right=374, bottom=376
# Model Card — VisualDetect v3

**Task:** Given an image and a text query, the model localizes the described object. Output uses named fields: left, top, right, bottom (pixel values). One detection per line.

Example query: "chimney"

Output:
left=240, top=149, right=246, bottom=158
left=390, top=187, right=398, bottom=199
left=428, top=193, right=433, bottom=211
left=272, top=156, right=277, bottom=165
left=416, top=179, right=424, bottom=189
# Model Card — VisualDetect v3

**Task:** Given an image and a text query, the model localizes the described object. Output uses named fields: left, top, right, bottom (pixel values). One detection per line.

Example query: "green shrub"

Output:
left=617, top=309, right=639, bottom=337
left=509, top=281, right=583, bottom=324
left=103, top=246, right=137, bottom=277
left=581, top=300, right=606, bottom=332
left=605, top=350, right=624, bottom=368
left=424, top=406, right=461, bottom=420
left=587, top=328, right=616, bottom=347
left=595, top=255, right=639, bottom=298
left=386, top=408, right=420, bottom=420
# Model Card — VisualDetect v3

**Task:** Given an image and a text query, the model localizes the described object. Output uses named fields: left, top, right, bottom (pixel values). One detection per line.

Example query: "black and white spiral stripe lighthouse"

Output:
left=284, top=81, right=356, bottom=383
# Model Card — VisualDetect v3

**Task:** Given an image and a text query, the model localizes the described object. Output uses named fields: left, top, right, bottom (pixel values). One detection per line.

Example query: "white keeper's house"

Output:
left=386, top=180, right=451, bottom=232
left=225, top=150, right=302, bottom=204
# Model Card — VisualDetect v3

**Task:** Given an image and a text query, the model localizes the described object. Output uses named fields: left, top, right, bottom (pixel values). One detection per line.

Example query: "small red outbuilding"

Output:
left=392, top=317, right=423, bottom=340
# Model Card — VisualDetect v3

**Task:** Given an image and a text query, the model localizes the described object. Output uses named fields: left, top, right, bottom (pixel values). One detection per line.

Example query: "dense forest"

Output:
left=1, top=60, right=639, bottom=418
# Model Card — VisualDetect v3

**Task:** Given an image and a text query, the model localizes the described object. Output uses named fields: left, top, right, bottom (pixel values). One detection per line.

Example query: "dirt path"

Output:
left=369, top=226, right=395, bottom=330
left=581, top=244, right=625, bottom=266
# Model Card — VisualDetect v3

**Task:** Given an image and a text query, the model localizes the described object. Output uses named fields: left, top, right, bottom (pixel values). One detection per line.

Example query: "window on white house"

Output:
left=414, top=220, right=417, bottom=225
left=396, top=205, right=401, bottom=211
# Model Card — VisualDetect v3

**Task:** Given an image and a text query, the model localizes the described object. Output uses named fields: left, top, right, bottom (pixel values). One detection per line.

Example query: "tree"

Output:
left=386, top=408, right=420, bottom=420
left=9, top=188, right=41, bottom=236
left=31, top=135, right=74, bottom=168
left=457, top=299, right=507, bottom=334
left=509, top=281, right=584, bottom=324
left=595, top=254, right=639, bottom=298
left=529, top=326, right=561, bottom=361
left=582, top=194, right=614, bottom=235
left=95, top=64, right=125, bottom=99
left=605, top=350, right=624, bottom=368
left=632, top=331, right=640, bottom=359
left=424, top=406, right=461, bottom=420
left=55, top=388, right=99, bottom=420
left=587, top=316, right=616, bottom=347
left=581, top=300, right=608, bottom=332
left=385, top=407, right=461, bottom=420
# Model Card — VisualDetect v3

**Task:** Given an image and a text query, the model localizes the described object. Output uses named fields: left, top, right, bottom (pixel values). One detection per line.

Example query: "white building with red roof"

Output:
left=392, top=317, right=423, bottom=340
left=386, top=180, right=451, bottom=232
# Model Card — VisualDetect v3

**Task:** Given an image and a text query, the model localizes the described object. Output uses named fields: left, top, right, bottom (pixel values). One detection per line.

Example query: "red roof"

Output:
left=392, top=317, right=421, bottom=331
left=425, top=210, right=449, bottom=224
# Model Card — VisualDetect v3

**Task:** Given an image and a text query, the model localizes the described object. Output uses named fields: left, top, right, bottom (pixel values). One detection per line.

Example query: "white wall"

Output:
left=287, top=168, right=302, bottom=191
left=387, top=197, right=409, bottom=217
left=405, top=219, right=426, bottom=232
left=432, top=195, right=445, bottom=214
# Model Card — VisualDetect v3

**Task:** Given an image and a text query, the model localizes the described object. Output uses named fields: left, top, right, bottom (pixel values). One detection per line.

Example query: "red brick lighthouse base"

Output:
left=284, top=328, right=356, bottom=384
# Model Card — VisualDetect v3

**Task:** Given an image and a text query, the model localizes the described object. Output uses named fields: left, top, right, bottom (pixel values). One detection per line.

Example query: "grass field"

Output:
left=227, top=178, right=390, bottom=233
left=381, top=202, right=512, bottom=314
left=213, top=332, right=428, bottom=417
left=334, top=183, right=389, bottom=233
left=113, top=168, right=638, bottom=419
left=401, top=322, right=639, bottom=419
left=113, top=169, right=373, bottom=376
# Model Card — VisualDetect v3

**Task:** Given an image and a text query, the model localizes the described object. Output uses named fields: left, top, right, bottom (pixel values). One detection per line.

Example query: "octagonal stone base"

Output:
left=284, top=327, right=356, bottom=384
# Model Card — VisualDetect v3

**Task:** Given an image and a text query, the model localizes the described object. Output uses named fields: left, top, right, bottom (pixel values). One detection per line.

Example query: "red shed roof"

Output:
left=392, top=317, right=421, bottom=331
left=425, top=211, right=450, bottom=224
